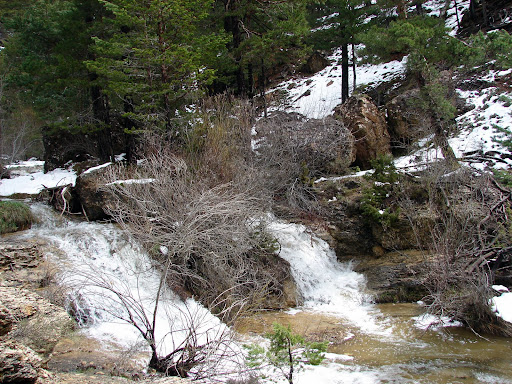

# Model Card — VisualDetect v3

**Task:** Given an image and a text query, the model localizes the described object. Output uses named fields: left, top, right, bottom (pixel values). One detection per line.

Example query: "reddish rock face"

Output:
left=335, top=94, right=391, bottom=169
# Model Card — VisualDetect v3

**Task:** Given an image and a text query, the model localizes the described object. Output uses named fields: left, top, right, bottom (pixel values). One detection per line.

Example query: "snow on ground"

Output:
left=0, top=160, right=76, bottom=197
left=395, top=69, right=512, bottom=171
left=270, top=49, right=407, bottom=119
left=491, top=286, right=512, bottom=323
left=422, top=0, right=470, bottom=35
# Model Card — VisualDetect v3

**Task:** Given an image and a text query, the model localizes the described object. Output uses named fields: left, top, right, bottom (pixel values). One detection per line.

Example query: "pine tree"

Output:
left=214, top=0, right=310, bottom=99
left=87, top=0, right=227, bottom=133
left=308, top=0, right=374, bottom=103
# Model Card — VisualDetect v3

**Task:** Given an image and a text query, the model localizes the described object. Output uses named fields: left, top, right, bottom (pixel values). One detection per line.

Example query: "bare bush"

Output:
left=399, top=165, right=512, bottom=335
left=254, top=112, right=355, bottom=213
left=100, top=134, right=293, bottom=315
left=68, top=259, right=244, bottom=379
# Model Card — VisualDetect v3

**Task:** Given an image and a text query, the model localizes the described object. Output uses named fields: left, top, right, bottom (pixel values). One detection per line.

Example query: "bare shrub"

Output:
left=182, top=94, right=255, bottom=184
left=68, top=260, right=245, bottom=379
left=399, top=165, right=512, bottom=335
left=100, top=134, right=293, bottom=315
left=254, top=112, right=355, bottom=213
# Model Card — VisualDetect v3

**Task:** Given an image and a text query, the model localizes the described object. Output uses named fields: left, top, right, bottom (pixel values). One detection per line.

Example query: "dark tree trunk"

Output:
left=341, top=43, right=349, bottom=104
left=414, top=0, right=424, bottom=15
left=351, top=42, right=357, bottom=93
left=90, top=82, right=113, bottom=162
left=481, top=0, right=489, bottom=26
left=469, top=0, right=476, bottom=20
left=260, top=58, right=267, bottom=118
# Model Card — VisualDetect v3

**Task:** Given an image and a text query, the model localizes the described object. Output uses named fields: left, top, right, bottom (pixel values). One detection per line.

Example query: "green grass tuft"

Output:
left=0, top=201, right=33, bottom=234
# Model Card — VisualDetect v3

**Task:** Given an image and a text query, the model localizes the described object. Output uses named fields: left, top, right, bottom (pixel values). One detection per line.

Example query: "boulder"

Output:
left=73, top=164, right=115, bottom=221
left=301, top=51, right=329, bottom=74
left=334, top=94, right=391, bottom=169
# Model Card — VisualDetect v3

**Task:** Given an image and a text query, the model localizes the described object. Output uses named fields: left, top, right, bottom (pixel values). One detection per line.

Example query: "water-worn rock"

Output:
left=73, top=164, right=114, bottom=221
left=354, top=250, right=430, bottom=303
left=0, top=339, right=54, bottom=384
left=334, top=94, right=391, bottom=169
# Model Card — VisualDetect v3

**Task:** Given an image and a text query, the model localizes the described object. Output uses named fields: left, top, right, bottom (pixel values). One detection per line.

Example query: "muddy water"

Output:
left=237, top=304, right=512, bottom=383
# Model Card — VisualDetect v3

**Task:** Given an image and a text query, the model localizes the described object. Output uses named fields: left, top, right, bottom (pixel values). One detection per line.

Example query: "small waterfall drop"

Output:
left=269, top=220, right=390, bottom=336
left=25, top=204, right=228, bottom=362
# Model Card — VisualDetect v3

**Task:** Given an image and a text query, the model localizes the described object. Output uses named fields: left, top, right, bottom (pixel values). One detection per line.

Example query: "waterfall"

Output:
left=269, top=220, right=391, bottom=336
left=25, top=204, right=234, bottom=377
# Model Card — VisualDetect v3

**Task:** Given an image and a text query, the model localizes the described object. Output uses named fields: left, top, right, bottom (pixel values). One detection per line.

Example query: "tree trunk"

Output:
left=351, top=42, right=357, bottom=93
left=440, top=0, right=451, bottom=19
left=434, top=121, right=459, bottom=170
left=396, top=0, right=407, bottom=19
left=481, top=0, right=489, bottom=26
left=413, top=0, right=424, bottom=15
left=341, top=43, right=349, bottom=104
left=260, top=58, right=267, bottom=118
left=90, top=83, right=113, bottom=162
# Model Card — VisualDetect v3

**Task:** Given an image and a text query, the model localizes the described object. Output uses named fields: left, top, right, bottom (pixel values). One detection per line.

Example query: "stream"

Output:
left=19, top=204, right=512, bottom=383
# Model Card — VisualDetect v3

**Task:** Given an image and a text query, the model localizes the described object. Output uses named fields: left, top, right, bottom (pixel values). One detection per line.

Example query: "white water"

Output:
left=20, top=204, right=512, bottom=384
left=269, top=220, right=391, bottom=336
left=24, top=204, right=236, bottom=378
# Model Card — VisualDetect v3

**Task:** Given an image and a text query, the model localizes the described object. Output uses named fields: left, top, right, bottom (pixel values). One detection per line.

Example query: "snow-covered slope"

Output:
left=270, top=0, right=512, bottom=172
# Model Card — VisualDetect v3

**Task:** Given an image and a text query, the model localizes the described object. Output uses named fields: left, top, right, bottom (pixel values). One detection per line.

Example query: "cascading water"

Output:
left=269, top=220, right=391, bottom=336
left=18, top=204, right=512, bottom=383
left=23, top=204, right=235, bottom=378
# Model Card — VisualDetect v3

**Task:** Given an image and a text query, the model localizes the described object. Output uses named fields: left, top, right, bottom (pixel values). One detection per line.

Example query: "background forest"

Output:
left=1, top=0, right=510, bottom=168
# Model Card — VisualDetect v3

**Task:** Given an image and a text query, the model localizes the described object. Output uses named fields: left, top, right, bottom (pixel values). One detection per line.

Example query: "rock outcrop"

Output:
left=0, top=240, right=75, bottom=384
left=0, top=339, right=53, bottom=384
left=315, top=175, right=432, bottom=302
left=334, top=94, right=391, bottom=169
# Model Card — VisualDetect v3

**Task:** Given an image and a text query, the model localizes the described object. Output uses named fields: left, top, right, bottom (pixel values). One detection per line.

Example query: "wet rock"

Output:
left=334, top=94, right=391, bottom=169
left=0, top=339, right=54, bottom=384
left=73, top=164, right=114, bottom=221
left=354, top=250, right=430, bottom=303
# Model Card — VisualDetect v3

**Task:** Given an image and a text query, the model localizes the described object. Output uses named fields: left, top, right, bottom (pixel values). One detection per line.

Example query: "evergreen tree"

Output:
left=308, top=0, right=374, bottom=103
left=214, top=0, right=310, bottom=99
left=1, top=0, right=121, bottom=162
left=87, top=0, right=227, bottom=133
left=359, top=15, right=467, bottom=168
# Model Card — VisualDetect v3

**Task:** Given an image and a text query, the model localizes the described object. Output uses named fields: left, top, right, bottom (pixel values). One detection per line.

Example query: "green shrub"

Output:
left=0, top=201, right=33, bottom=234
left=245, top=323, right=327, bottom=384
left=360, top=156, right=400, bottom=227
left=467, top=30, right=512, bottom=70
left=358, top=16, right=467, bottom=70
